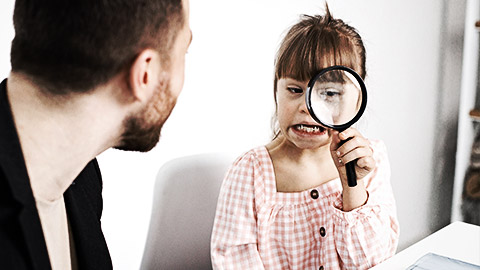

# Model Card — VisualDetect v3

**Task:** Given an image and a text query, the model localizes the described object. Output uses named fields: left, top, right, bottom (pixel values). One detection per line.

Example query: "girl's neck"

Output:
left=267, top=135, right=331, bottom=163
left=266, top=135, right=339, bottom=192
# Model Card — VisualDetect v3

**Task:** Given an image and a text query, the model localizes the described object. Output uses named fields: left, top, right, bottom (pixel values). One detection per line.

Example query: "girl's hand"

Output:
left=330, top=127, right=375, bottom=187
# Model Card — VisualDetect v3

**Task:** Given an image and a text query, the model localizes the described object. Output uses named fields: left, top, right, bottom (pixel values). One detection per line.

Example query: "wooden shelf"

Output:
left=469, top=109, right=480, bottom=121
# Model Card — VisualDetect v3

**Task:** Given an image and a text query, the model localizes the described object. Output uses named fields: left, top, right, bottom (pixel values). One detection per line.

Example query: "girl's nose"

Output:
left=299, top=98, right=309, bottom=114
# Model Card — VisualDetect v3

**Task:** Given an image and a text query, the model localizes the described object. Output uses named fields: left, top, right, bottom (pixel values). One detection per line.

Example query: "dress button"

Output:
left=320, top=227, right=326, bottom=237
left=310, top=189, right=319, bottom=199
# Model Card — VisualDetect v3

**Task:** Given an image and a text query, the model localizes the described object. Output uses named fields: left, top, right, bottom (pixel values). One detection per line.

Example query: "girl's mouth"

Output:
left=292, top=124, right=327, bottom=135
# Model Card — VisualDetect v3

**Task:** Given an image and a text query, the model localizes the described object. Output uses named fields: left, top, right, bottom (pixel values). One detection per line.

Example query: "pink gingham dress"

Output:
left=211, top=140, right=399, bottom=270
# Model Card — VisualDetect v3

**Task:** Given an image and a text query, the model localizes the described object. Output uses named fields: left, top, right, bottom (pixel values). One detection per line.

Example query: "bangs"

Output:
left=276, top=27, right=364, bottom=83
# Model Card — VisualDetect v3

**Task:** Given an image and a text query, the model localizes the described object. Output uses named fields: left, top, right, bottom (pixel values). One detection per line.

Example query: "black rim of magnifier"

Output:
left=305, top=65, right=367, bottom=132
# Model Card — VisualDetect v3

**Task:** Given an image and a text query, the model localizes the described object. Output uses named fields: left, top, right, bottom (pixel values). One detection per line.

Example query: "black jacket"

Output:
left=0, top=79, right=112, bottom=269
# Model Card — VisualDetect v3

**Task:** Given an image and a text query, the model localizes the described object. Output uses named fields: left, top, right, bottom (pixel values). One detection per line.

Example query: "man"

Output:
left=0, top=0, right=192, bottom=269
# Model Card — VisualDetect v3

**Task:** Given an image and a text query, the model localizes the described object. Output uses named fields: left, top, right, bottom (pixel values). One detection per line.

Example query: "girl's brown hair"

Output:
left=272, top=5, right=366, bottom=138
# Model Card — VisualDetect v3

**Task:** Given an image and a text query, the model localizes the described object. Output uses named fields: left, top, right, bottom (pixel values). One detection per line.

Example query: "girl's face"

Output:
left=276, top=77, right=332, bottom=149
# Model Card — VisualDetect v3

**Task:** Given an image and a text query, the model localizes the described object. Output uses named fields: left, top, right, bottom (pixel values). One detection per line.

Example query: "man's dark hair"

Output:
left=10, top=0, right=184, bottom=94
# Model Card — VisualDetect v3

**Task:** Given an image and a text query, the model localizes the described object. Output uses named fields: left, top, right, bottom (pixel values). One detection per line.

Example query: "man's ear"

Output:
left=128, top=49, right=163, bottom=102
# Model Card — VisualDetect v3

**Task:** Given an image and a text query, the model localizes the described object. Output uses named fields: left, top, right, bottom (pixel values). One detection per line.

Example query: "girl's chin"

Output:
left=292, top=141, right=329, bottom=150
left=288, top=135, right=331, bottom=150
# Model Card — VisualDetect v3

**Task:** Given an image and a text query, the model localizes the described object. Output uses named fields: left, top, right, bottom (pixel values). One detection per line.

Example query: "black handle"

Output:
left=346, top=161, right=357, bottom=187
left=338, top=134, right=357, bottom=187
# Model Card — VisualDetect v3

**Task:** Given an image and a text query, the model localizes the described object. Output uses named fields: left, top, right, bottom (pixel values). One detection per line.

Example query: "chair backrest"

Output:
left=140, top=153, right=236, bottom=270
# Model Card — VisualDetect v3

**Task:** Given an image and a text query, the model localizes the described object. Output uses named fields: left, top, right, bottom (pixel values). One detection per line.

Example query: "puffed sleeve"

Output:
left=210, top=151, right=265, bottom=270
left=331, top=140, right=400, bottom=269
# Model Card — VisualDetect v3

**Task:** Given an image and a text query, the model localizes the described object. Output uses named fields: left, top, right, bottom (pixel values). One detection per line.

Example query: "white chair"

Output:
left=140, top=153, right=236, bottom=270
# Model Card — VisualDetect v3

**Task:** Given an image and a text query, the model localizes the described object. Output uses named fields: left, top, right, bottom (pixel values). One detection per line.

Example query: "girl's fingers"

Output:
left=330, top=128, right=363, bottom=152
left=330, top=127, right=376, bottom=180
left=338, top=127, right=361, bottom=141
left=329, top=130, right=341, bottom=151
left=335, top=136, right=370, bottom=158
left=337, top=149, right=375, bottom=180
left=356, top=156, right=376, bottom=171
left=337, top=145, right=373, bottom=165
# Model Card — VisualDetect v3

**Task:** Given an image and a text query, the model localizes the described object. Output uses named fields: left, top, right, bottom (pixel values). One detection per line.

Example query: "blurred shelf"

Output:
left=470, top=109, right=480, bottom=121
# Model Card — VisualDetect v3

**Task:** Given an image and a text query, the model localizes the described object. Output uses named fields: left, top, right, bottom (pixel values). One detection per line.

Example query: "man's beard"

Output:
left=115, top=82, right=176, bottom=152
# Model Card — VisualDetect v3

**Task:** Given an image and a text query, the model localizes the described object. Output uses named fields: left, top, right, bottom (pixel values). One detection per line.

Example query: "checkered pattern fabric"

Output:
left=211, top=140, right=399, bottom=270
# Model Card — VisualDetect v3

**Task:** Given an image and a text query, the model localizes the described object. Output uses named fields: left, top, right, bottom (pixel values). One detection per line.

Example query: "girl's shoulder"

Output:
left=231, top=145, right=271, bottom=168
left=224, top=146, right=276, bottom=197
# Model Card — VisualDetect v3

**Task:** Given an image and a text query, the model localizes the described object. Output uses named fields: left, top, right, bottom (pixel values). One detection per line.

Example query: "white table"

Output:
left=371, top=221, right=480, bottom=269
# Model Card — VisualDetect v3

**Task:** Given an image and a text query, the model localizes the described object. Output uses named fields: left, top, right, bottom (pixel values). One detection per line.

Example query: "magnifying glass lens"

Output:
left=310, top=70, right=363, bottom=127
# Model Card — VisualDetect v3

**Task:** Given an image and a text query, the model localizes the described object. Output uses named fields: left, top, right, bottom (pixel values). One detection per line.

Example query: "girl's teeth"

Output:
left=297, top=124, right=321, bottom=133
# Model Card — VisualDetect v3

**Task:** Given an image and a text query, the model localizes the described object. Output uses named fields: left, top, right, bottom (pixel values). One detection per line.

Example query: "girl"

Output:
left=211, top=6, right=399, bottom=270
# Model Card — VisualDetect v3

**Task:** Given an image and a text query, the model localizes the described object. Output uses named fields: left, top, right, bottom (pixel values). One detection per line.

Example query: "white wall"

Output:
left=0, top=1, right=465, bottom=269
left=0, top=1, right=14, bottom=76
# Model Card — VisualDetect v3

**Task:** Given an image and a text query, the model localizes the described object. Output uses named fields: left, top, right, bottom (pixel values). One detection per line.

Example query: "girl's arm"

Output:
left=331, top=139, right=400, bottom=269
left=210, top=153, right=265, bottom=270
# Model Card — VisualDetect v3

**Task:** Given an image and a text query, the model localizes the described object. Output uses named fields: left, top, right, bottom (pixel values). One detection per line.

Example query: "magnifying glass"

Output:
left=305, top=65, right=367, bottom=187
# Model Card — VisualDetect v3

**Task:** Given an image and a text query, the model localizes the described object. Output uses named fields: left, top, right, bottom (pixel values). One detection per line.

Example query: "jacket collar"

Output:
left=0, top=78, right=52, bottom=269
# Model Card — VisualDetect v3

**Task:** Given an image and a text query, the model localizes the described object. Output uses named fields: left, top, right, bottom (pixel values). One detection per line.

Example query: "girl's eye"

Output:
left=317, top=88, right=342, bottom=103
left=318, top=88, right=341, bottom=97
left=324, top=89, right=340, bottom=97
left=287, top=87, right=303, bottom=94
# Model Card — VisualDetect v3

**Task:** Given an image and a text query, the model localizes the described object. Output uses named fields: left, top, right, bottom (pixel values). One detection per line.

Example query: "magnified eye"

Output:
left=324, top=89, right=340, bottom=97
left=318, top=88, right=342, bottom=101
left=287, top=87, right=303, bottom=94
